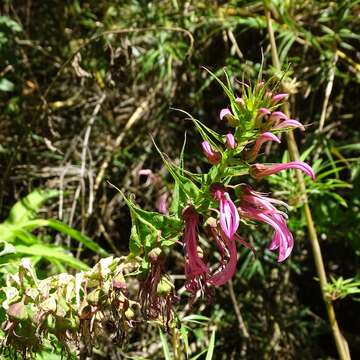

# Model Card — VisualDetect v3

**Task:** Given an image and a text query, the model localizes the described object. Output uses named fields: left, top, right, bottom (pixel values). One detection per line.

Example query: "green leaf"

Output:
left=125, top=196, right=182, bottom=255
left=0, top=240, right=16, bottom=257
left=205, top=330, right=216, bottom=360
left=172, top=108, right=223, bottom=146
left=21, top=219, right=108, bottom=257
left=5, top=189, right=58, bottom=225
left=180, top=325, right=189, bottom=357
left=159, top=329, right=171, bottom=360
left=15, top=244, right=89, bottom=270
left=152, top=139, right=200, bottom=201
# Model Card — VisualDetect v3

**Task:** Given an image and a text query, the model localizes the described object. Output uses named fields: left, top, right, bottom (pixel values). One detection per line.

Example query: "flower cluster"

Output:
left=181, top=84, right=315, bottom=295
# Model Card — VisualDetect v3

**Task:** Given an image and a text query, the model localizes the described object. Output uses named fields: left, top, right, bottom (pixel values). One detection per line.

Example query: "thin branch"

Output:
left=227, top=280, right=249, bottom=339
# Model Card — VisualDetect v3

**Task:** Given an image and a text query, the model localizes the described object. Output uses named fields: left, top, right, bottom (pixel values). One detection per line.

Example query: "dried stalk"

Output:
left=264, top=7, right=350, bottom=360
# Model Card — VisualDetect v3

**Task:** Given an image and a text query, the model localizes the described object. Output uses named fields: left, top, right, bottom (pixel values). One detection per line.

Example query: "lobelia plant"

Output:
left=123, top=70, right=315, bottom=319
left=0, top=71, right=316, bottom=357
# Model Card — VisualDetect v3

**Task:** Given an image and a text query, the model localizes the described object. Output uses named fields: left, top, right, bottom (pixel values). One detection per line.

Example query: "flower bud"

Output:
left=225, top=133, right=236, bottom=149
left=235, top=97, right=245, bottom=108
left=156, top=276, right=174, bottom=297
left=201, top=141, right=221, bottom=165
left=219, top=108, right=237, bottom=126
left=7, top=301, right=28, bottom=321
left=148, top=247, right=162, bottom=263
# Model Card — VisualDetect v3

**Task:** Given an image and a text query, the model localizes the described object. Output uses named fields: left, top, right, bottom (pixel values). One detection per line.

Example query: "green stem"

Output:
left=264, top=6, right=350, bottom=360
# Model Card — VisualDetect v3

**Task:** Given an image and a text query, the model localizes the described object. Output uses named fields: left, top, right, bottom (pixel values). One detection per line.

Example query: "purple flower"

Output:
left=182, top=206, right=209, bottom=293
left=211, top=185, right=240, bottom=240
left=239, top=186, right=293, bottom=262
left=225, top=133, right=236, bottom=149
left=201, top=141, right=221, bottom=165
left=244, top=132, right=281, bottom=161
left=251, top=161, right=316, bottom=180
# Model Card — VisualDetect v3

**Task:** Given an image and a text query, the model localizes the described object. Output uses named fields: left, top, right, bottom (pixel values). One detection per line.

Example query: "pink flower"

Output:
left=220, top=108, right=237, bottom=126
left=268, top=112, right=305, bottom=131
left=201, top=141, right=221, bottom=165
left=220, top=108, right=233, bottom=120
left=239, top=186, right=293, bottom=262
left=269, top=111, right=287, bottom=124
left=272, top=93, right=288, bottom=102
left=251, top=161, right=316, bottom=180
left=207, top=226, right=237, bottom=286
left=156, top=192, right=168, bottom=214
left=138, top=169, right=153, bottom=176
left=211, top=185, right=240, bottom=240
left=225, top=133, right=236, bottom=149
left=272, top=119, right=305, bottom=131
left=138, top=168, right=156, bottom=186
left=244, top=132, right=281, bottom=161
left=182, top=206, right=209, bottom=293
left=259, top=108, right=271, bottom=117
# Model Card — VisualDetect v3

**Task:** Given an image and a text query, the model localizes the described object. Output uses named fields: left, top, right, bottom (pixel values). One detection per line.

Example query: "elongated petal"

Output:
left=156, top=192, right=168, bottom=214
left=182, top=207, right=209, bottom=293
left=219, top=193, right=240, bottom=240
left=269, top=111, right=287, bottom=124
left=272, top=93, right=288, bottom=102
left=201, top=141, right=221, bottom=165
left=251, top=161, right=316, bottom=180
left=273, top=119, right=305, bottom=131
left=245, top=132, right=281, bottom=161
left=212, top=186, right=240, bottom=240
left=240, top=207, right=293, bottom=262
left=259, top=107, right=271, bottom=117
left=208, top=232, right=237, bottom=286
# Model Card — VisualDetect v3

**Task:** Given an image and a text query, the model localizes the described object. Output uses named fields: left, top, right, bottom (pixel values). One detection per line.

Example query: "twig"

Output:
left=66, top=94, right=106, bottom=251
left=228, top=280, right=249, bottom=338
left=264, top=6, right=350, bottom=360
left=227, top=29, right=244, bottom=59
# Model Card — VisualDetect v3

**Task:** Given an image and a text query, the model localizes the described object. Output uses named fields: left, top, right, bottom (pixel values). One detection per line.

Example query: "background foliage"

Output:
left=0, top=0, right=359, bottom=358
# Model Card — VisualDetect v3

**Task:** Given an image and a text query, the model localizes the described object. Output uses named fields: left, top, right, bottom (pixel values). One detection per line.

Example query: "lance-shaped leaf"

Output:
left=5, top=189, right=59, bottom=225
left=172, top=108, right=223, bottom=146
